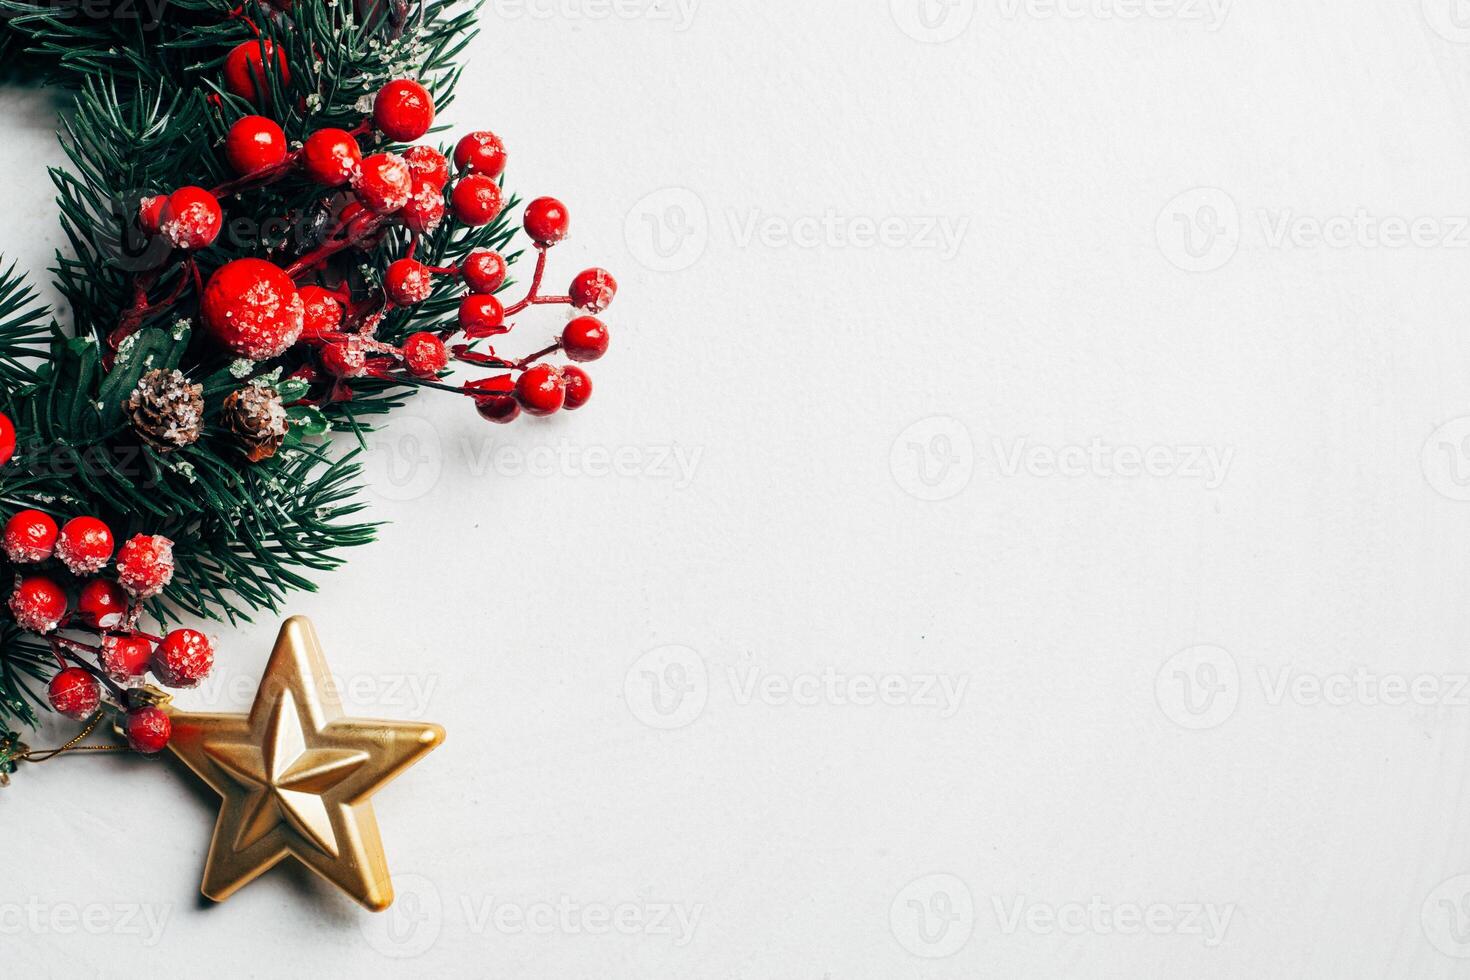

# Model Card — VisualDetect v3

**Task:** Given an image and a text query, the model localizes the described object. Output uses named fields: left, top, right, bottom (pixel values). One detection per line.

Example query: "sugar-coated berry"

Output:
left=201, top=258, right=305, bottom=360
left=404, top=145, right=450, bottom=187
left=469, top=376, right=520, bottom=424
left=0, top=411, right=12, bottom=467
left=160, top=186, right=223, bottom=250
left=10, top=575, right=66, bottom=633
left=569, top=268, right=617, bottom=313
left=302, top=128, right=362, bottom=186
left=48, top=668, right=101, bottom=720
left=225, top=115, right=288, bottom=176
left=3, top=509, right=58, bottom=563
left=125, top=706, right=172, bottom=754
left=461, top=249, right=507, bottom=293
left=514, top=364, right=566, bottom=417
left=450, top=174, right=505, bottom=227
left=561, top=316, right=610, bottom=363
left=453, top=131, right=507, bottom=178
left=77, top=578, right=129, bottom=629
left=523, top=197, right=570, bottom=246
left=321, top=339, right=369, bottom=378
left=55, top=516, right=115, bottom=575
left=458, top=294, right=506, bottom=338
left=223, top=39, right=289, bottom=107
left=402, top=177, right=446, bottom=234
left=385, top=259, right=435, bottom=306
left=374, top=79, right=435, bottom=142
left=100, top=634, right=154, bottom=682
left=138, top=195, right=166, bottom=235
left=562, top=365, right=593, bottom=410
left=152, top=628, right=214, bottom=689
left=402, top=332, right=449, bottom=377
left=353, top=152, right=412, bottom=214
left=115, top=533, right=175, bottom=599
left=298, top=285, right=344, bottom=339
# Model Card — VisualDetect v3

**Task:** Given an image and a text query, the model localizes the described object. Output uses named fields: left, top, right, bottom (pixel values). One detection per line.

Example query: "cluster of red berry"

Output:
left=127, top=63, right=616, bottom=423
left=2, top=507, right=212, bottom=754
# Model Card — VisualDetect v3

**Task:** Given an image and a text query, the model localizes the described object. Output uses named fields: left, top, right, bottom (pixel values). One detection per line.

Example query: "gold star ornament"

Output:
left=163, top=616, right=445, bottom=911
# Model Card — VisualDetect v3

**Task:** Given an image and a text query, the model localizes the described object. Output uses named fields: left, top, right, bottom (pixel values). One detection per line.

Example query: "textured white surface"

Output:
left=8, top=1, right=1470, bottom=976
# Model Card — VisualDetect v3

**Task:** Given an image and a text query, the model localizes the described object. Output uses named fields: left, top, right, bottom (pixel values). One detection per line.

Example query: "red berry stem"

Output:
left=503, top=245, right=550, bottom=316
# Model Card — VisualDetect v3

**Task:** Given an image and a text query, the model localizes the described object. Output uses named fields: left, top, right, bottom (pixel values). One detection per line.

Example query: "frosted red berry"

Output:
left=77, top=578, right=128, bottom=629
left=298, top=285, right=344, bottom=339
left=402, top=177, right=446, bottom=234
left=374, top=79, right=435, bottom=142
left=201, top=258, right=306, bottom=360
left=115, top=533, right=175, bottom=599
left=48, top=668, right=101, bottom=720
left=461, top=250, right=507, bottom=293
left=453, top=131, right=507, bottom=178
left=3, top=509, right=58, bottom=563
left=450, top=174, right=505, bottom=227
left=562, top=365, right=593, bottom=410
left=302, top=128, right=362, bottom=186
left=402, top=332, right=449, bottom=377
left=353, top=152, right=412, bottom=214
left=160, top=186, right=223, bottom=250
left=56, top=516, right=115, bottom=574
left=10, top=575, right=66, bottom=633
left=223, top=39, right=288, bottom=107
left=523, top=197, right=570, bottom=246
left=514, top=364, right=566, bottom=417
left=458, top=294, right=506, bottom=338
left=225, top=115, right=288, bottom=176
left=469, top=376, right=519, bottom=424
left=321, top=339, right=369, bottom=378
left=101, top=634, right=153, bottom=682
left=138, top=195, right=166, bottom=235
left=386, top=259, right=435, bottom=306
left=569, top=268, right=617, bottom=313
left=152, top=628, right=214, bottom=689
left=561, top=316, right=610, bottom=363
left=404, top=145, right=450, bottom=187
left=125, top=706, right=172, bottom=754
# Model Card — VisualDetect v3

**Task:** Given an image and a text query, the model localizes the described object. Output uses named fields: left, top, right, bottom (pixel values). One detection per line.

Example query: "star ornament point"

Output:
left=165, top=616, right=444, bottom=912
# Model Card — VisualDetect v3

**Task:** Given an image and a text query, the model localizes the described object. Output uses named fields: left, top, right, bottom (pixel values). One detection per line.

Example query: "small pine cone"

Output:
left=221, top=385, right=288, bottom=462
left=126, top=369, right=203, bottom=452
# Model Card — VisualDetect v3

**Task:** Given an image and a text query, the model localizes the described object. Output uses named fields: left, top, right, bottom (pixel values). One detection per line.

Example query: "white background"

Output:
left=7, top=0, right=1470, bottom=976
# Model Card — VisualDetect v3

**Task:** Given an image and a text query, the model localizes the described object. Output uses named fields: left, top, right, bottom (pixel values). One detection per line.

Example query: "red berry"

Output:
left=569, top=268, right=617, bottom=313
left=100, top=634, right=153, bottom=682
left=138, top=195, right=166, bottom=235
left=458, top=294, right=506, bottom=338
left=201, top=258, right=305, bottom=359
left=561, top=315, right=610, bottom=363
left=404, top=145, right=450, bottom=187
left=353, top=152, right=412, bottom=214
left=385, top=259, right=435, bottom=306
left=514, top=364, right=566, bottom=417
left=0, top=411, right=12, bottom=466
left=523, top=197, right=570, bottom=246
left=374, top=80, right=435, bottom=142
left=10, top=575, right=66, bottom=633
left=402, top=332, right=448, bottom=377
left=469, top=376, right=520, bottom=424
left=114, top=534, right=175, bottom=600
left=223, top=39, right=289, bottom=107
left=562, top=365, right=593, bottom=410
left=321, top=339, right=368, bottom=378
left=453, top=131, right=507, bottom=178
left=160, top=186, right=223, bottom=250
left=77, top=578, right=128, bottom=629
left=225, top=115, right=288, bottom=176
left=461, top=249, right=507, bottom=293
left=48, top=668, right=100, bottom=720
left=298, top=285, right=344, bottom=339
left=152, top=628, right=214, bottom=689
left=56, top=516, right=114, bottom=574
left=4, top=509, right=57, bottom=563
left=402, top=177, right=446, bottom=234
left=450, top=174, right=505, bottom=227
left=302, top=128, right=362, bottom=186
left=125, top=706, right=172, bottom=754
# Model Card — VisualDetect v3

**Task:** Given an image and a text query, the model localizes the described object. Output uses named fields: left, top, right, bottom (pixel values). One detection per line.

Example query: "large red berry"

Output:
left=569, top=268, right=617, bottom=313
left=514, top=364, right=566, bottom=417
left=55, top=516, right=114, bottom=574
left=201, top=258, right=306, bottom=359
left=298, top=285, right=344, bottom=339
left=561, top=316, right=610, bottom=363
left=374, top=79, right=435, bottom=142
left=0, top=412, right=11, bottom=466
left=461, top=249, right=507, bottom=293
left=562, top=365, right=593, bottom=410
left=353, top=152, right=412, bottom=214
left=125, top=706, right=172, bottom=754
left=404, top=145, right=450, bottom=188
left=523, top=197, right=570, bottom=246
left=3, top=509, right=57, bottom=563
left=385, top=259, right=434, bottom=306
left=450, top=174, right=505, bottom=227
left=458, top=294, right=506, bottom=338
left=10, top=576, right=66, bottom=633
left=100, top=634, right=153, bottom=682
left=402, top=333, right=448, bottom=377
left=48, top=668, right=100, bottom=720
left=223, top=39, right=289, bottom=107
left=321, top=339, right=369, bottom=378
left=152, top=629, right=214, bottom=689
left=138, top=195, right=166, bottom=235
left=114, top=533, right=175, bottom=599
left=453, top=131, right=507, bottom=178
left=402, top=177, right=446, bottom=234
left=225, top=115, right=288, bottom=176
left=160, top=186, right=223, bottom=250
left=302, top=128, right=362, bottom=186
left=77, top=578, right=128, bottom=629
left=469, top=376, right=519, bottom=424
